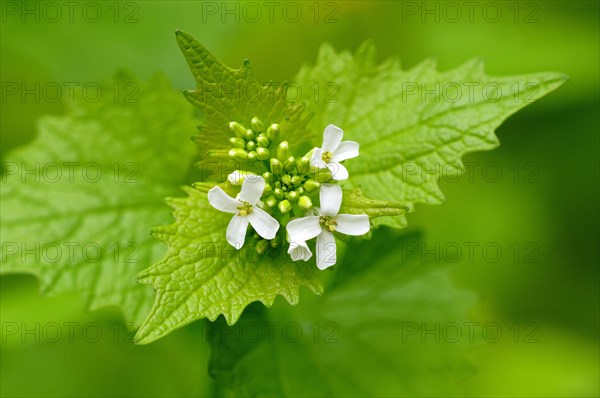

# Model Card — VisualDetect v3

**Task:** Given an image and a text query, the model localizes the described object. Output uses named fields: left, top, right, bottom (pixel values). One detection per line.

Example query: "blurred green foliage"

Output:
left=207, top=229, right=478, bottom=397
left=1, top=1, right=598, bottom=396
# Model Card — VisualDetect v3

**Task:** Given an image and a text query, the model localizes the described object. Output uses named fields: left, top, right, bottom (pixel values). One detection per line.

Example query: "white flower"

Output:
left=286, top=184, right=370, bottom=269
left=288, top=241, right=312, bottom=262
left=208, top=176, right=279, bottom=249
left=311, top=124, right=359, bottom=181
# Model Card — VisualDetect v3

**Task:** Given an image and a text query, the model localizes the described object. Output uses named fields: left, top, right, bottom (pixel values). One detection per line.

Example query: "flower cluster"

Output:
left=207, top=119, right=370, bottom=269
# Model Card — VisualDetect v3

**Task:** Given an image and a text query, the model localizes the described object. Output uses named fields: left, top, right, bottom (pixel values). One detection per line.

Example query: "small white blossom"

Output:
left=288, top=241, right=312, bottom=262
left=311, top=124, right=359, bottom=181
left=286, top=184, right=370, bottom=269
left=208, top=176, right=279, bottom=249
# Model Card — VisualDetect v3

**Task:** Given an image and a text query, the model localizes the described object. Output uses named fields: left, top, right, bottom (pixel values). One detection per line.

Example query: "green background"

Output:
left=1, top=0, right=598, bottom=396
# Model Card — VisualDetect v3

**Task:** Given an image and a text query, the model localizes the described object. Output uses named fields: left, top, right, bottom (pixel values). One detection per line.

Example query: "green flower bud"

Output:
left=304, top=179, right=320, bottom=192
left=297, top=156, right=311, bottom=175
left=267, top=124, right=280, bottom=141
left=281, top=174, right=292, bottom=186
left=296, top=187, right=305, bottom=195
left=283, top=156, right=296, bottom=174
left=291, top=175, right=302, bottom=187
left=229, top=148, right=248, bottom=160
left=245, top=129, right=255, bottom=141
left=274, top=188, right=284, bottom=200
left=303, top=148, right=317, bottom=160
left=192, top=182, right=212, bottom=192
left=251, top=116, right=264, bottom=132
left=263, top=183, right=273, bottom=195
left=229, top=121, right=247, bottom=138
left=256, top=147, right=270, bottom=160
left=207, top=149, right=229, bottom=158
left=270, top=235, right=282, bottom=248
left=312, top=167, right=333, bottom=183
left=277, top=141, right=291, bottom=161
left=279, top=212, right=291, bottom=227
left=265, top=195, right=277, bottom=208
left=287, top=191, right=299, bottom=202
left=229, top=137, right=246, bottom=149
left=255, top=239, right=270, bottom=255
left=298, top=195, right=313, bottom=210
left=246, top=141, right=257, bottom=151
left=270, top=158, right=283, bottom=175
left=247, top=151, right=258, bottom=160
left=256, top=134, right=270, bottom=148
left=262, top=172, right=274, bottom=183
left=278, top=199, right=292, bottom=214
left=274, top=181, right=281, bottom=189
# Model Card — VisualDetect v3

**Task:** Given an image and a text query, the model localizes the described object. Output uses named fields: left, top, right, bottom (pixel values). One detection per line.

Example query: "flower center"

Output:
left=237, top=202, right=253, bottom=217
left=319, top=216, right=337, bottom=232
left=322, top=151, right=333, bottom=163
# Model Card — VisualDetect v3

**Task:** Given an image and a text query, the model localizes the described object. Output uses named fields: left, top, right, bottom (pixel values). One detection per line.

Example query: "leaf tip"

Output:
left=356, top=40, right=378, bottom=65
left=552, top=72, right=570, bottom=85
left=175, top=29, right=192, bottom=41
left=133, top=325, right=156, bottom=345
left=136, top=269, right=152, bottom=284
left=461, top=57, right=486, bottom=75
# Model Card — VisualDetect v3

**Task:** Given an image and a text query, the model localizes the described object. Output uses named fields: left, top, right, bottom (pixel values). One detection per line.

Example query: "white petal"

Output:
left=328, top=162, right=349, bottom=181
left=247, top=207, right=279, bottom=240
left=227, top=170, right=256, bottom=186
left=286, top=216, right=321, bottom=242
left=335, top=214, right=370, bottom=236
left=208, top=186, right=238, bottom=213
left=288, top=241, right=313, bottom=262
left=322, top=124, right=343, bottom=152
left=310, top=148, right=327, bottom=169
left=306, top=207, right=320, bottom=217
left=316, top=231, right=336, bottom=270
left=239, top=175, right=265, bottom=204
left=226, top=215, right=249, bottom=249
left=319, top=184, right=342, bottom=216
left=332, top=141, right=359, bottom=162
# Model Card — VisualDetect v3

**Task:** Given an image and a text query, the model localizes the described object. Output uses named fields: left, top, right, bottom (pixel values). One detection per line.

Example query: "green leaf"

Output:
left=176, top=31, right=313, bottom=176
left=0, top=74, right=199, bottom=324
left=341, top=187, right=409, bottom=221
left=296, top=42, right=568, bottom=227
left=207, top=228, right=477, bottom=397
left=134, top=186, right=323, bottom=344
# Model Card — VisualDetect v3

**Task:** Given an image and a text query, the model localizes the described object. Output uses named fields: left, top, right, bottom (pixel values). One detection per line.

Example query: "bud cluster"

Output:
left=228, top=117, right=280, bottom=161
left=263, top=148, right=317, bottom=214
left=227, top=116, right=335, bottom=224
left=207, top=119, right=365, bottom=263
